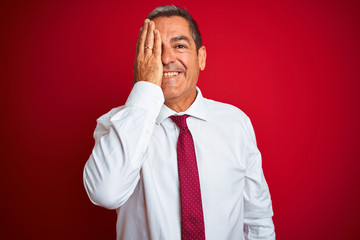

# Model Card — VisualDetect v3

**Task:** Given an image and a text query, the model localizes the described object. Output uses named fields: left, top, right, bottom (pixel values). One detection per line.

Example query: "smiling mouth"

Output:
left=162, top=71, right=181, bottom=78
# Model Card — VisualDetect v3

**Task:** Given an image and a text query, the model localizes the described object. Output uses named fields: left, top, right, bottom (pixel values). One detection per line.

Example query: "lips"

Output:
left=162, top=71, right=181, bottom=78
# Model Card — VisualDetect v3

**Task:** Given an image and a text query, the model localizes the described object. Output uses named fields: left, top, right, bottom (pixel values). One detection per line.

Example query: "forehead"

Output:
left=152, top=16, right=192, bottom=40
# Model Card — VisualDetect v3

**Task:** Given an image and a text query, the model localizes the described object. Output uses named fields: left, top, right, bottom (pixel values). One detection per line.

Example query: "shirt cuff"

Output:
left=125, top=81, right=165, bottom=113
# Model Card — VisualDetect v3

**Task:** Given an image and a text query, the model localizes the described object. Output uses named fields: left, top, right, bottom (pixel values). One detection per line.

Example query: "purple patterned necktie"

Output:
left=170, top=114, right=206, bottom=240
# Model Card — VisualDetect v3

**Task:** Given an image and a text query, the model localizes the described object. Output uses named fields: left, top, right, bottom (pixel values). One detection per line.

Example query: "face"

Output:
left=153, top=16, right=206, bottom=108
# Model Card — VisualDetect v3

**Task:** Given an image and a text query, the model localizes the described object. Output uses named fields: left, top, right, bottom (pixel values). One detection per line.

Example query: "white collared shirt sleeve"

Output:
left=83, top=81, right=164, bottom=209
left=243, top=118, right=275, bottom=240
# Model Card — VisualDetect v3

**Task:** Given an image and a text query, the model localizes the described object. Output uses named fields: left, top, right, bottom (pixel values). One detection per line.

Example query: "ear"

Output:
left=198, top=45, right=207, bottom=71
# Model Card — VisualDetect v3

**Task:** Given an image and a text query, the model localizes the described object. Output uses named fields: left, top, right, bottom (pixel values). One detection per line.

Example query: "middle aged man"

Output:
left=84, top=5, right=275, bottom=240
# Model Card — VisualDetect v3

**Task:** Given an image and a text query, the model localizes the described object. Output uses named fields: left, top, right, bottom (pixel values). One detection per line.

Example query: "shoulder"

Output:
left=204, top=98, right=250, bottom=124
left=203, top=97, right=257, bottom=145
left=203, top=98, right=256, bottom=140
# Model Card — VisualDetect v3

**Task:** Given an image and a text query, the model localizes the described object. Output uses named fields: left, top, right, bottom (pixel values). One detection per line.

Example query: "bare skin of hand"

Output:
left=133, top=19, right=162, bottom=86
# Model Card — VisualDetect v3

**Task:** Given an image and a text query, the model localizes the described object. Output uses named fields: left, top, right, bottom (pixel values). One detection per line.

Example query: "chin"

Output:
left=162, top=89, right=181, bottom=101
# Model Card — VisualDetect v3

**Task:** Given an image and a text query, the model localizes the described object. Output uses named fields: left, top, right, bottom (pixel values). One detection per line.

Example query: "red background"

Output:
left=1, top=0, right=359, bottom=239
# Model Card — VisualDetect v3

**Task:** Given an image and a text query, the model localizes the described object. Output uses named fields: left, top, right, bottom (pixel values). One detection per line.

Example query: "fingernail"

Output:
left=145, top=19, right=150, bottom=23
left=149, top=21, right=153, bottom=26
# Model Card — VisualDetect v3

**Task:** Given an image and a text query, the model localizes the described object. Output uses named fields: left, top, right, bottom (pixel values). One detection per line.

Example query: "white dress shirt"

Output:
left=83, top=81, right=275, bottom=240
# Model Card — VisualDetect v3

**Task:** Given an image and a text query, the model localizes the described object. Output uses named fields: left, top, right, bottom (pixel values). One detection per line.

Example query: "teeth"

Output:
left=162, top=72, right=180, bottom=78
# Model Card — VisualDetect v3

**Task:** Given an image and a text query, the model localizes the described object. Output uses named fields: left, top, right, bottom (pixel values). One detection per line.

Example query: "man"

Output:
left=83, top=5, right=275, bottom=240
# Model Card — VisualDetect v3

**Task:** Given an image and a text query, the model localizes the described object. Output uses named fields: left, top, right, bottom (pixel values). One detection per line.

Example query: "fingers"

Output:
left=144, top=21, right=155, bottom=57
left=153, top=29, right=162, bottom=58
left=137, top=19, right=150, bottom=55
left=133, top=19, right=162, bottom=86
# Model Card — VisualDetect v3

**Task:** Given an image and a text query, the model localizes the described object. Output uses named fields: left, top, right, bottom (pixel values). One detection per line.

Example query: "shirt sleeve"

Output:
left=83, top=81, right=164, bottom=209
left=243, top=118, right=275, bottom=240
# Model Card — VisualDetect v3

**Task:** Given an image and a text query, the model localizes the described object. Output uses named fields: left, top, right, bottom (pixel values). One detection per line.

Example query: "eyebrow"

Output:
left=170, top=36, right=192, bottom=45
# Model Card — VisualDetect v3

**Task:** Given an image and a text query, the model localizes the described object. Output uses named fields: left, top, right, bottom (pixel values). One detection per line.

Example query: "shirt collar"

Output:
left=156, top=87, right=208, bottom=125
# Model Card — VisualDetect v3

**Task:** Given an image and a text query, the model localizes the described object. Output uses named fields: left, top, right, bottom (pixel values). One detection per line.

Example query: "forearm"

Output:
left=243, top=168, right=274, bottom=239
left=83, top=108, right=151, bottom=209
left=83, top=82, right=164, bottom=209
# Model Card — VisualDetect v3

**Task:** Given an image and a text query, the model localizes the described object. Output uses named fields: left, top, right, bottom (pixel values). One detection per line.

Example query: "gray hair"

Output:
left=147, top=5, right=203, bottom=51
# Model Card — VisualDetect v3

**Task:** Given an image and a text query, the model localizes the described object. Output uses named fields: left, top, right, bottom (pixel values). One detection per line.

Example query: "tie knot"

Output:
left=170, top=114, right=190, bottom=130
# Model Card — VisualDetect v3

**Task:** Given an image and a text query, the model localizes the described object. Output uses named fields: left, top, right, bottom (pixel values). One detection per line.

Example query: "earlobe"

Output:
left=198, top=46, right=207, bottom=71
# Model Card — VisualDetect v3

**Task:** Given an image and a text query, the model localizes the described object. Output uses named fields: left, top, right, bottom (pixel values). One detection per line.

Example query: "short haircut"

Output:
left=147, top=5, right=203, bottom=51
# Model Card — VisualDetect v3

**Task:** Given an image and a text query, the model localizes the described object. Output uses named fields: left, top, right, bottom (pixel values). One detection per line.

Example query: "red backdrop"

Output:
left=1, top=0, right=359, bottom=239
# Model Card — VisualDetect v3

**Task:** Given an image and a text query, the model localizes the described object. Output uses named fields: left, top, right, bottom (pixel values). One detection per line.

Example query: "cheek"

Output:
left=184, top=56, right=200, bottom=79
left=178, top=53, right=191, bottom=69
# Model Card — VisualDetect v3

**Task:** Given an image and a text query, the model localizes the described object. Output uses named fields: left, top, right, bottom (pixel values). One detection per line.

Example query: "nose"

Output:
left=161, top=45, right=176, bottom=65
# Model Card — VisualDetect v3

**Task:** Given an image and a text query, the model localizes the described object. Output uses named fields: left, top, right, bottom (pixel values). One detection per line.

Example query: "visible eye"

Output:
left=175, top=44, right=186, bottom=49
